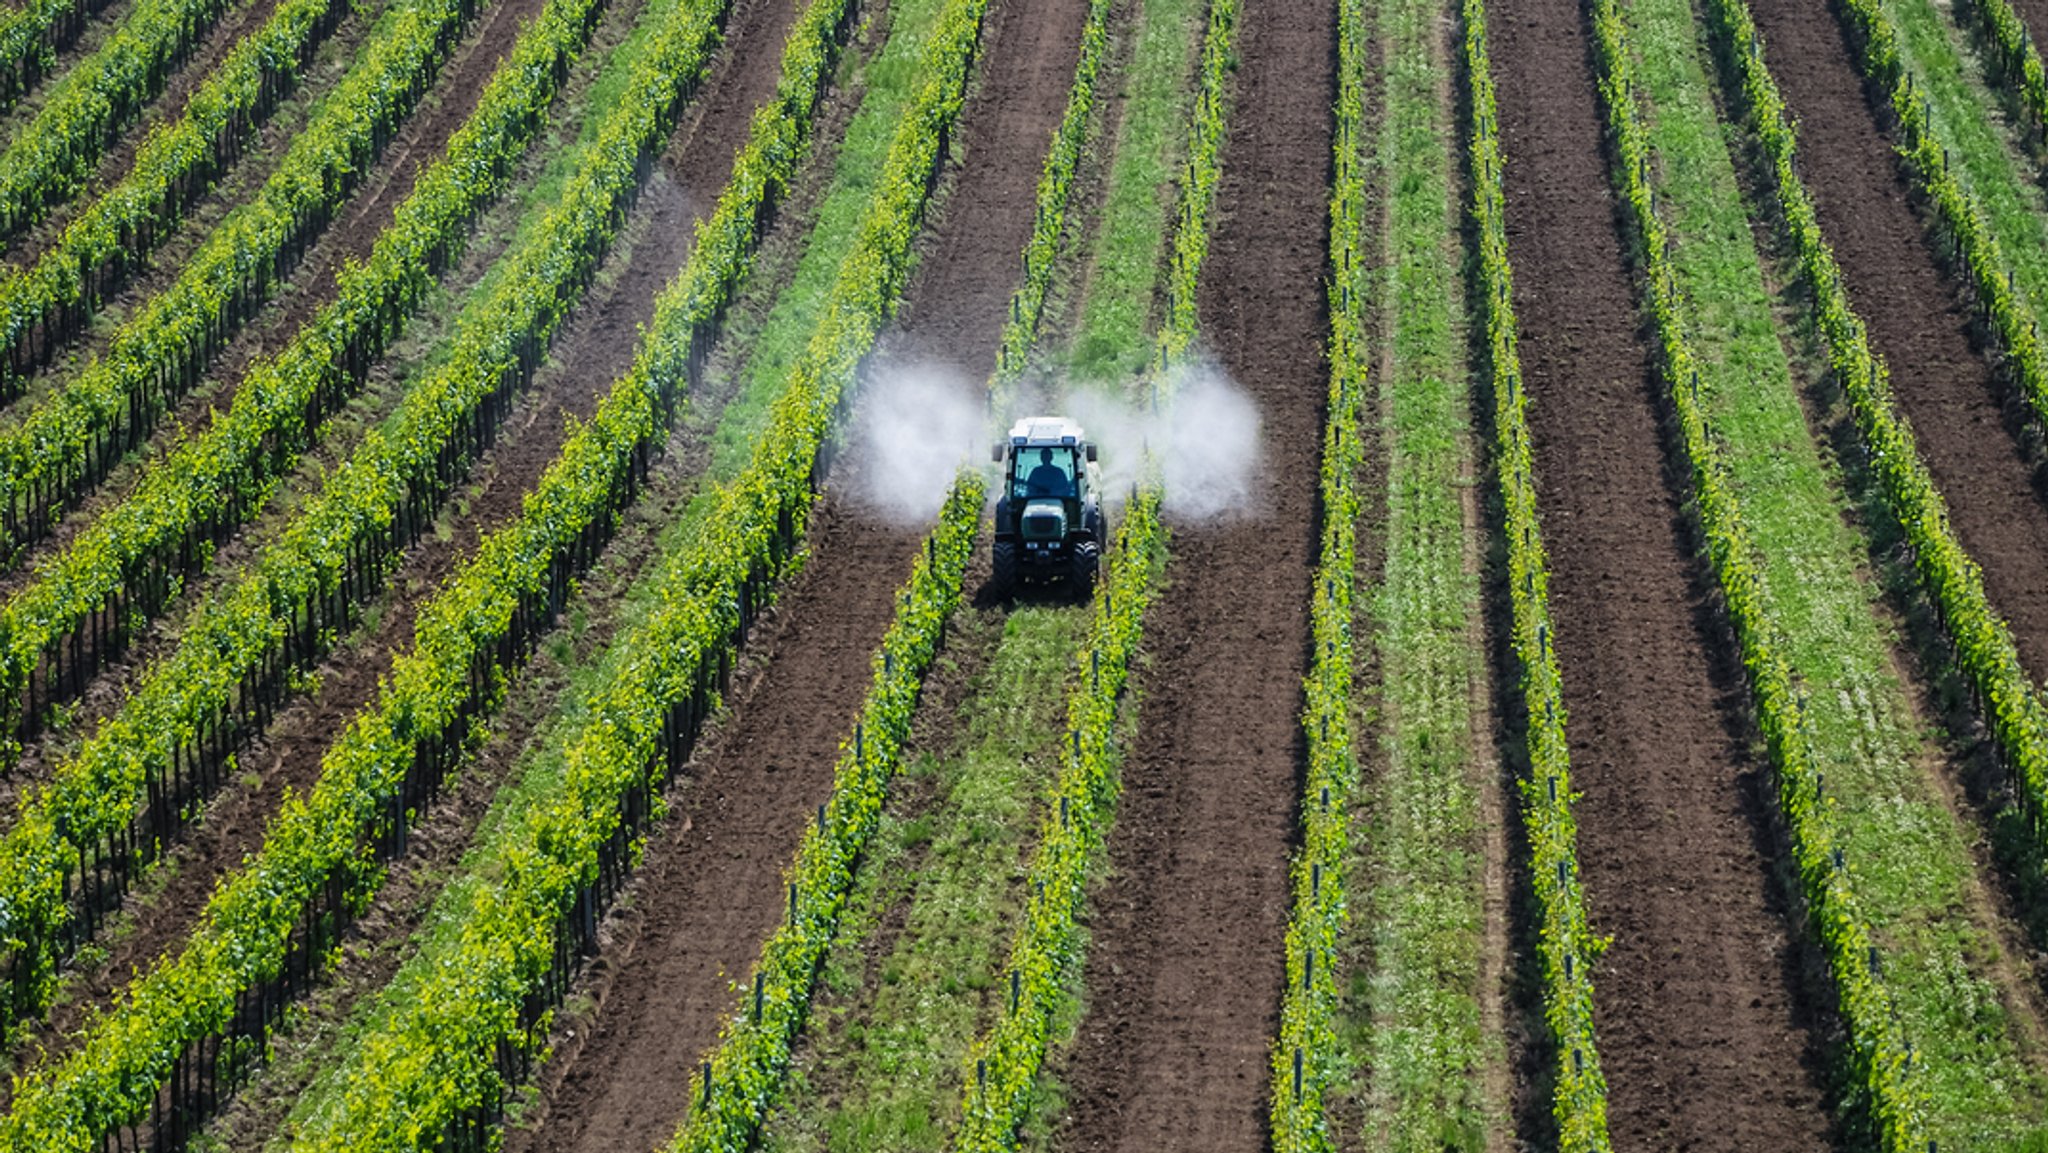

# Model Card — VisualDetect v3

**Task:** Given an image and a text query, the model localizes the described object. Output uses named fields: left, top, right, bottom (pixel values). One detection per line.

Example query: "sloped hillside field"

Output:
left=12, top=0, right=2048, bottom=1145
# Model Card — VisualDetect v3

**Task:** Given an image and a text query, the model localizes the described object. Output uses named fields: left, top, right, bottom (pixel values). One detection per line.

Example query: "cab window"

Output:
left=1012, top=446, right=1077, bottom=501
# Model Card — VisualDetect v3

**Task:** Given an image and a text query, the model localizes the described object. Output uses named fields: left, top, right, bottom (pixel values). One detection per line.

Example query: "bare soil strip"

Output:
left=1741, top=0, right=2048, bottom=680
left=3, top=0, right=800, bottom=1067
left=1487, top=0, right=1836, bottom=1143
left=494, top=0, right=1089, bottom=1149
left=1044, top=1, right=1329, bottom=1149
left=177, top=10, right=878, bottom=1145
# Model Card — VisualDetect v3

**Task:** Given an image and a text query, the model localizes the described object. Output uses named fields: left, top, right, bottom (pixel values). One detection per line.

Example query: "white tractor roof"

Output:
left=1006, top=416, right=1087, bottom=447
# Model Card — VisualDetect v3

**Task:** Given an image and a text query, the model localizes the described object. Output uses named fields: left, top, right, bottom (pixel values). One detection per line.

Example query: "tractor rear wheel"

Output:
left=992, top=540, right=1018, bottom=596
left=1070, top=540, right=1099, bottom=599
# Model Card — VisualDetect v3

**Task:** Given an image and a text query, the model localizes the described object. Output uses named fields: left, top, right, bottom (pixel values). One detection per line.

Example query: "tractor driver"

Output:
left=1025, top=447, right=1072, bottom=497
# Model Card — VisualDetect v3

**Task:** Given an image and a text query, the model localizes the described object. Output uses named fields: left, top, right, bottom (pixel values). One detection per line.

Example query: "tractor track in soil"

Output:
left=1746, top=0, right=2048, bottom=703
left=1488, top=0, right=1836, bottom=1144
left=0, top=0, right=554, bottom=595
left=1045, top=0, right=1330, bottom=1149
left=495, top=0, right=1092, bottom=1145
left=7, top=0, right=295, bottom=269
left=2, top=0, right=804, bottom=1070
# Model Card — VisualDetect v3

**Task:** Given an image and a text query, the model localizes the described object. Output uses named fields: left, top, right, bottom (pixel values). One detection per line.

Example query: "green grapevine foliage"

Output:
left=0, top=0, right=353, bottom=379
left=0, top=0, right=490, bottom=561
left=0, top=0, right=234, bottom=160
left=659, top=2, right=1116, bottom=1140
left=0, top=0, right=696, bottom=1046
left=268, top=0, right=990, bottom=1144
left=1816, top=0, right=2048, bottom=939
left=1265, top=0, right=1366, bottom=1144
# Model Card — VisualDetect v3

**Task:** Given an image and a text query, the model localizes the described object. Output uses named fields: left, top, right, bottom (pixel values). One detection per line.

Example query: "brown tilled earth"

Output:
left=3, top=0, right=799, bottom=1072
left=1490, top=0, right=1836, bottom=1144
left=1048, top=0, right=1329, bottom=1148
left=1748, top=0, right=2048, bottom=679
left=171, top=0, right=870, bottom=1137
left=497, top=0, right=1089, bottom=1147
left=2005, top=0, right=2048, bottom=56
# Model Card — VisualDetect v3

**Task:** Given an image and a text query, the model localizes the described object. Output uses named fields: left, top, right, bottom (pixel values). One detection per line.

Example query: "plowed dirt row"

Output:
left=9, top=0, right=802, bottom=1061
left=1047, top=1, right=1328, bottom=1149
left=1745, top=0, right=2048, bottom=679
left=1489, top=0, right=1834, bottom=1144
left=498, top=0, right=1090, bottom=1146
left=179, top=0, right=877, bottom=1138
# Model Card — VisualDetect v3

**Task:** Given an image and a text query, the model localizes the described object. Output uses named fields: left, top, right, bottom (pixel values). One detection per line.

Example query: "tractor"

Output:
left=989, top=416, right=1106, bottom=597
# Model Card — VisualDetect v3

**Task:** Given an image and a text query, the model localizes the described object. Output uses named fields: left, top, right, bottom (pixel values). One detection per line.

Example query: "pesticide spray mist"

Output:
left=842, top=353, right=1263, bottom=525
left=1058, top=359, right=1262, bottom=522
left=843, top=361, right=987, bottom=524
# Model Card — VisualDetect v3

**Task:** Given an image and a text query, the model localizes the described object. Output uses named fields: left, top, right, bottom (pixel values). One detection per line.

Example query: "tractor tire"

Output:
left=992, top=540, right=1018, bottom=596
left=1070, top=539, right=1100, bottom=599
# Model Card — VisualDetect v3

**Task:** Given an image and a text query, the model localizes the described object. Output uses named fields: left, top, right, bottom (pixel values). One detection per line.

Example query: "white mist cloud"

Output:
left=1043, top=358, right=1261, bottom=523
left=842, top=352, right=1261, bottom=527
left=843, top=361, right=986, bottom=524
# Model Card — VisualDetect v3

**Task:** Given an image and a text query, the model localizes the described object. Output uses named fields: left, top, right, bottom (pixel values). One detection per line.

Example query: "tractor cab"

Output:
left=990, top=417, right=1105, bottom=596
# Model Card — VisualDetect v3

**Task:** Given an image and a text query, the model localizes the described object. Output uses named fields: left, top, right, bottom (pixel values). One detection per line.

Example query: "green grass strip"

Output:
left=951, top=484, right=1166, bottom=1152
left=1708, top=0, right=2048, bottom=1129
left=758, top=608, right=1087, bottom=1153
left=1460, top=0, right=1610, bottom=1137
left=1066, top=0, right=1202, bottom=380
left=1590, top=0, right=1996, bottom=1139
left=1950, top=0, right=2048, bottom=160
left=1825, top=0, right=2048, bottom=454
left=745, top=0, right=1207, bottom=1141
left=662, top=477, right=985, bottom=1153
left=1625, top=0, right=2048, bottom=1138
left=1883, top=0, right=2048, bottom=309
left=657, top=0, right=1121, bottom=1140
left=1352, top=0, right=1496, bottom=1140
